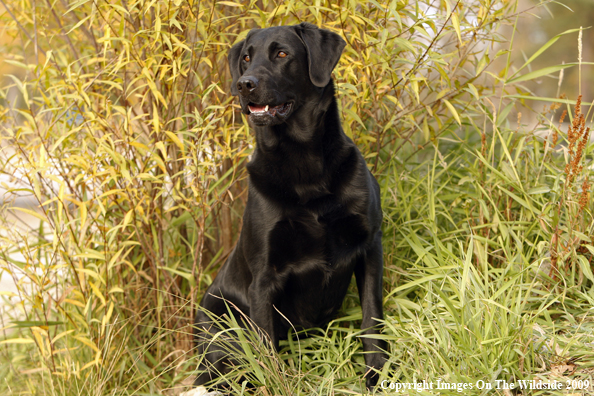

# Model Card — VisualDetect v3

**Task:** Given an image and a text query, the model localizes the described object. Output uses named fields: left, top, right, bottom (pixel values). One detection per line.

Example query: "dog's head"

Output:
left=228, top=23, right=346, bottom=127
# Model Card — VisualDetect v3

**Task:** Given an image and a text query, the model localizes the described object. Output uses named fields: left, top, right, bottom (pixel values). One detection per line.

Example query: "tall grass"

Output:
left=0, top=0, right=593, bottom=395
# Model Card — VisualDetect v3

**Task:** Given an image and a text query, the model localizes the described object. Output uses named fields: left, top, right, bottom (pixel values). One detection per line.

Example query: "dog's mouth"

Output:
left=248, top=102, right=293, bottom=118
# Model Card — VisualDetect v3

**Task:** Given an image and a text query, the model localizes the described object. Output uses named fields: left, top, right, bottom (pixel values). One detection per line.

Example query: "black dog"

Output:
left=194, top=22, right=387, bottom=390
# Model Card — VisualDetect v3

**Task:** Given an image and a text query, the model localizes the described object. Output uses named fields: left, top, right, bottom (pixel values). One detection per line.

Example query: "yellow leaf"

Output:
left=443, top=99, right=461, bottom=125
left=32, top=330, right=46, bottom=356
left=73, top=336, right=99, bottom=353
left=218, top=1, right=243, bottom=6
left=130, top=141, right=149, bottom=151
left=0, top=338, right=35, bottom=345
left=436, top=89, right=451, bottom=100
left=155, top=141, right=167, bottom=159
left=165, top=131, right=184, bottom=151
left=122, top=209, right=133, bottom=228
left=155, top=15, right=161, bottom=33
left=81, top=357, right=100, bottom=371
left=75, top=250, right=105, bottom=261
left=411, top=80, right=420, bottom=104
left=89, top=281, right=106, bottom=306
left=52, top=330, right=75, bottom=343
left=102, top=302, right=114, bottom=334
left=10, top=207, right=46, bottom=222
left=152, top=101, right=160, bottom=133
left=64, top=298, right=85, bottom=308
left=451, top=13, right=462, bottom=45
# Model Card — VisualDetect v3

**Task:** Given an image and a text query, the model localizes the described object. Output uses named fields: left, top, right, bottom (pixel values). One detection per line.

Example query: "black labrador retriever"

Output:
left=194, top=22, right=387, bottom=390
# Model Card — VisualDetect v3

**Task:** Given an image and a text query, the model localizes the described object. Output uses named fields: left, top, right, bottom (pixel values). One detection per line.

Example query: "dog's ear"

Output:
left=295, top=22, right=346, bottom=88
left=228, top=39, right=245, bottom=96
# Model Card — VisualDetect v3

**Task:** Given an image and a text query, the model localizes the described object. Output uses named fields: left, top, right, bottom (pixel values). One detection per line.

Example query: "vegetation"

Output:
left=0, top=0, right=592, bottom=394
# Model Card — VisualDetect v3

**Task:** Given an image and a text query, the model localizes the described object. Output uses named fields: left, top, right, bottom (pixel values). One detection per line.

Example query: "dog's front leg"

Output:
left=355, top=231, right=388, bottom=390
left=248, top=276, right=280, bottom=350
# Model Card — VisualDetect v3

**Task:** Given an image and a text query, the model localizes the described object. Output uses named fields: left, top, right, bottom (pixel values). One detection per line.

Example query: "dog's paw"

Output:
left=180, top=386, right=223, bottom=396
left=365, top=371, right=379, bottom=391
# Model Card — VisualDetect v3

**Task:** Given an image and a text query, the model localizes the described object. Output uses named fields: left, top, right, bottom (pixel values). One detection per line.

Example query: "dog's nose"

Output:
left=237, top=76, right=259, bottom=95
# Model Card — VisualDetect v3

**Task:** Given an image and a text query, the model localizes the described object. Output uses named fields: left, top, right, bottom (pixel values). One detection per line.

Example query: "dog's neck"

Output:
left=253, top=81, right=339, bottom=149
left=248, top=81, right=355, bottom=204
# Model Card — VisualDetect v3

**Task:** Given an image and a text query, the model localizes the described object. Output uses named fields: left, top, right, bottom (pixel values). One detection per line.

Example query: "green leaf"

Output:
left=504, top=95, right=592, bottom=106
left=527, top=186, right=551, bottom=195
left=10, top=321, right=65, bottom=328
left=509, top=28, right=585, bottom=79
left=506, top=62, right=594, bottom=84
left=576, top=256, right=594, bottom=282
left=496, top=102, right=514, bottom=127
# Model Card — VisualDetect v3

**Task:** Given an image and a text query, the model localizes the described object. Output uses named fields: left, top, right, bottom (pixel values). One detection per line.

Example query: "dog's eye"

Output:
left=277, top=51, right=287, bottom=58
left=243, top=55, right=250, bottom=62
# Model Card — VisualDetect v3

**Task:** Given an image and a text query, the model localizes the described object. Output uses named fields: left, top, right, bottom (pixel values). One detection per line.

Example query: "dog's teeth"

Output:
left=264, top=105, right=269, bottom=112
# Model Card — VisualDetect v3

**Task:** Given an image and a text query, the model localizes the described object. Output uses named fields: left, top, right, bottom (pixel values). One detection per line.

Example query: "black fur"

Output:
left=194, top=22, right=387, bottom=390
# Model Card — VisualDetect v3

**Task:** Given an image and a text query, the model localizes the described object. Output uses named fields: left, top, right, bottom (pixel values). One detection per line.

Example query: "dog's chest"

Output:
left=266, top=208, right=369, bottom=272
left=265, top=210, right=368, bottom=328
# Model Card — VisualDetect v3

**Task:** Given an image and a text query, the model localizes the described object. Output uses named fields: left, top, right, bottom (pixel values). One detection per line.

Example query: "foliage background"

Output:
left=0, top=0, right=593, bottom=395
left=513, top=0, right=594, bottom=104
